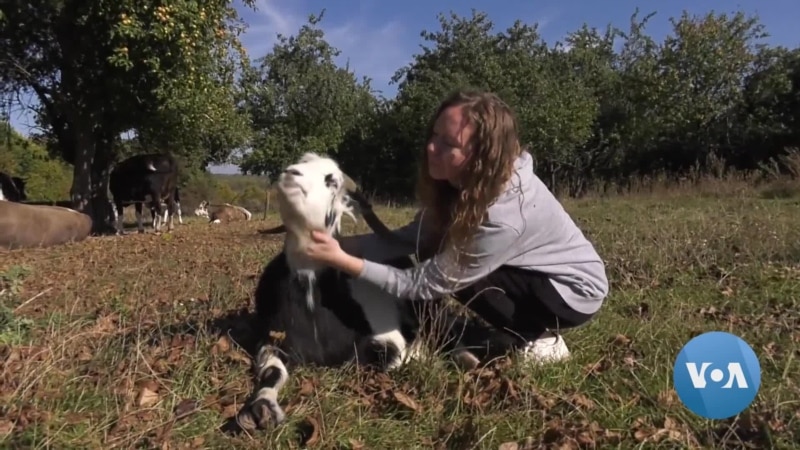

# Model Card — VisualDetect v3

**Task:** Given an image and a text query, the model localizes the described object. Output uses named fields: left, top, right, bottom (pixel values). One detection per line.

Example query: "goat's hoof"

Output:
left=253, top=397, right=286, bottom=428
left=452, top=349, right=481, bottom=370
left=235, top=408, right=259, bottom=433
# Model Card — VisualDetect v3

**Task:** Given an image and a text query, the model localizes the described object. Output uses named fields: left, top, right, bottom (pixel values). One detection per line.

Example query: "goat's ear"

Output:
left=299, top=152, right=320, bottom=163
left=342, top=193, right=358, bottom=211
left=345, top=188, right=373, bottom=213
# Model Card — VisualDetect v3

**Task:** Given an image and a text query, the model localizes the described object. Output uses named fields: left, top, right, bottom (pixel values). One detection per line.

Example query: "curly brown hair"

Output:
left=416, top=89, right=523, bottom=256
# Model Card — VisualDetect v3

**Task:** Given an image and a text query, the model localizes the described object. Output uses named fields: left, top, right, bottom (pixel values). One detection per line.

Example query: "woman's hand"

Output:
left=305, top=230, right=344, bottom=265
left=305, top=230, right=366, bottom=277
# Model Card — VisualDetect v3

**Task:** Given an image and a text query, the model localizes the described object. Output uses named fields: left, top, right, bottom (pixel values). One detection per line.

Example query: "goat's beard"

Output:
left=276, top=192, right=354, bottom=272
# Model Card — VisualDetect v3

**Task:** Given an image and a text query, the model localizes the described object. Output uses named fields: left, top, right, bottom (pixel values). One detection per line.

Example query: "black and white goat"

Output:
left=149, top=187, right=183, bottom=228
left=234, top=153, right=445, bottom=431
left=0, top=171, right=26, bottom=202
left=109, top=153, right=179, bottom=234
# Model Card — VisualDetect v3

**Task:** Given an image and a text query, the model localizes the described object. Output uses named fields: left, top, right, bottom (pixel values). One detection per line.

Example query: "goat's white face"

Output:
left=276, top=152, right=353, bottom=237
left=194, top=201, right=209, bottom=218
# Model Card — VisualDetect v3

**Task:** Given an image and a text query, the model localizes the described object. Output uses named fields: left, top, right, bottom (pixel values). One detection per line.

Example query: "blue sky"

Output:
left=234, top=0, right=799, bottom=98
left=7, top=0, right=799, bottom=174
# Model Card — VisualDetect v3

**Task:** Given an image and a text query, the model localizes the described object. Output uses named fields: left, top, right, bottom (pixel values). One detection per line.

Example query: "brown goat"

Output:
left=0, top=201, right=93, bottom=250
left=196, top=201, right=252, bottom=224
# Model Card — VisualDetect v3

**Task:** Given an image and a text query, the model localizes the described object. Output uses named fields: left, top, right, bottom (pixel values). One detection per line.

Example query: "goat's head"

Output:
left=12, top=177, right=27, bottom=201
left=276, top=153, right=357, bottom=241
left=194, top=201, right=209, bottom=218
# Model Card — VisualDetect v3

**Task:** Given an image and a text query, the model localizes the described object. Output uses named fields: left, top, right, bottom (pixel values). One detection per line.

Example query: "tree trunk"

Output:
left=68, top=123, right=116, bottom=235
left=70, top=124, right=96, bottom=214
left=90, top=133, right=117, bottom=235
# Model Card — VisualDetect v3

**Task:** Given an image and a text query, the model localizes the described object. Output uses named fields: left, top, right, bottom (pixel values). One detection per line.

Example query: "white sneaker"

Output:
left=519, top=331, right=571, bottom=364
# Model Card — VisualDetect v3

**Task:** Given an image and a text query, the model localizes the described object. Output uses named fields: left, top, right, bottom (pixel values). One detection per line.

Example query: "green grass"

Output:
left=0, top=192, right=798, bottom=449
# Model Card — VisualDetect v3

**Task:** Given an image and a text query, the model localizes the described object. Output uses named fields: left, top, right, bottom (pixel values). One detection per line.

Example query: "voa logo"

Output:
left=673, top=331, right=761, bottom=420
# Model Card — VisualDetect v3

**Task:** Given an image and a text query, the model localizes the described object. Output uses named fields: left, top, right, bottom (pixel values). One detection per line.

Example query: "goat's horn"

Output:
left=257, top=224, right=286, bottom=235
left=342, top=173, right=359, bottom=193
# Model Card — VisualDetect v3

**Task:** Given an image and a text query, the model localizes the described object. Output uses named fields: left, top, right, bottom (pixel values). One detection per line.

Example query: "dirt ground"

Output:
left=1, top=198, right=798, bottom=449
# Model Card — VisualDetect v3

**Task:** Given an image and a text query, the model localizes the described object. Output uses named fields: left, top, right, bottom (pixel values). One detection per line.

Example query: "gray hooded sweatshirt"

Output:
left=351, top=151, right=609, bottom=315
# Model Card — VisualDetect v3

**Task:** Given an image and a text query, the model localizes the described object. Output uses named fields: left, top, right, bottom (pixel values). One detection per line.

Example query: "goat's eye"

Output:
left=324, top=173, right=338, bottom=188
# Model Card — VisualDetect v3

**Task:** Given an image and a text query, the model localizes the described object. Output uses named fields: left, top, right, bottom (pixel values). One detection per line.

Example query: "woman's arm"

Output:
left=354, top=221, right=521, bottom=300
left=341, top=210, right=430, bottom=262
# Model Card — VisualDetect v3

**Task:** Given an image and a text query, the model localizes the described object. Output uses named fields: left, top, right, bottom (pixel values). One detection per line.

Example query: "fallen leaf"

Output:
left=393, top=391, right=420, bottom=412
left=224, top=349, right=251, bottom=366
left=611, top=334, right=631, bottom=346
left=174, top=399, right=198, bottom=418
left=221, top=403, right=238, bottom=419
left=657, top=389, right=678, bottom=408
left=555, top=437, right=579, bottom=450
left=299, top=416, right=321, bottom=447
left=603, top=429, right=623, bottom=443
left=569, top=393, right=595, bottom=411
left=632, top=417, right=661, bottom=443
left=583, top=358, right=612, bottom=376
left=576, top=430, right=595, bottom=445
left=721, top=286, right=734, bottom=297
left=92, top=314, right=119, bottom=333
left=623, top=354, right=638, bottom=367
left=348, top=438, right=365, bottom=450
left=76, top=345, right=93, bottom=361
left=768, top=417, right=786, bottom=432
left=137, top=381, right=160, bottom=407
left=0, top=419, right=13, bottom=435
left=633, top=428, right=652, bottom=442
left=498, top=442, right=518, bottom=450
left=212, top=336, right=231, bottom=354
left=298, top=378, right=315, bottom=396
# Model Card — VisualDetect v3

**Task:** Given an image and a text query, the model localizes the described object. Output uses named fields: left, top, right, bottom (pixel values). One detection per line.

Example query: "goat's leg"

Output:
left=160, top=205, right=168, bottom=229
left=409, top=298, right=495, bottom=370
left=176, top=201, right=183, bottom=224
left=114, top=201, right=124, bottom=235
left=364, top=330, right=409, bottom=371
left=150, top=196, right=164, bottom=232
left=166, top=197, right=176, bottom=231
left=150, top=204, right=158, bottom=229
left=236, top=343, right=289, bottom=431
left=424, top=305, right=522, bottom=370
left=135, top=203, right=145, bottom=234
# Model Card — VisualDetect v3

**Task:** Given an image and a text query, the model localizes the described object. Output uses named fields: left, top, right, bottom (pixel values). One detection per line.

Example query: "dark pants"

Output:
left=451, top=265, right=595, bottom=343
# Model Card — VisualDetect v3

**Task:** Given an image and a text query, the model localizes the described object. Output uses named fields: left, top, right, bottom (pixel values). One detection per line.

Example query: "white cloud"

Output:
left=239, top=0, right=414, bottom=97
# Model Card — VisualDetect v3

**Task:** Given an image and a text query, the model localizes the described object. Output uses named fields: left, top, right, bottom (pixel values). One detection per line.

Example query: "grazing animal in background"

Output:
left=109, top=153, right=180, bottom=234
left=150, top=187, right=183, bottom=228
left=195, top=201, right=252, bottom=223
left=194, top=200, right=210, bottom=218
left=234, top=152, right=461, bottom=432
left=0, top=201, right=92, bottom=250
left=0, top=171, right=27, bottom=202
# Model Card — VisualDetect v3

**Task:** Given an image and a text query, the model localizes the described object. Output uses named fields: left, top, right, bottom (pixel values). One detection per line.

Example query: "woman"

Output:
left=303, top=89, right=609, bottom=364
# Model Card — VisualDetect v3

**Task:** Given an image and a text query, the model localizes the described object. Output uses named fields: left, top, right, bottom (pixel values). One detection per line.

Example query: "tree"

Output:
left=0, top=0, right=255, bottom=231
left=239, top=11, right=377, bottom=179
left=384, top=10, right=597, bottom=195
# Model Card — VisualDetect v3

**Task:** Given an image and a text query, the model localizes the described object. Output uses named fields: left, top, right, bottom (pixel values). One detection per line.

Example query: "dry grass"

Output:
left=1, top=190, right=799, bottom=449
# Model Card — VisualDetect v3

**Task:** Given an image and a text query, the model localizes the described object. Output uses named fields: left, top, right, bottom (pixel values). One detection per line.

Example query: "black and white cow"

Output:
left=109, top=153, right=179, bottom=234
left=233, top=152, right=502, bottom=432
left=0, top=171, right=27, bottom=202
